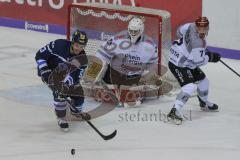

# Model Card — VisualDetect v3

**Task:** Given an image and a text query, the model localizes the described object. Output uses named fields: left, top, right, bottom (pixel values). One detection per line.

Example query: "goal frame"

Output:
left=67, top=3, right=163, bottom=75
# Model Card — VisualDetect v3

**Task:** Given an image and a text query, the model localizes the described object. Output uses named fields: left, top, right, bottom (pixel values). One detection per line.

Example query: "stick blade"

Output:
left=103, top=130, right=117, bottom=140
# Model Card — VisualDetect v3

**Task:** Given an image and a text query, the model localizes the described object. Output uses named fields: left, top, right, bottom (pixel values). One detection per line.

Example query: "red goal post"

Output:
left=67, top=3, right=178, bottom=96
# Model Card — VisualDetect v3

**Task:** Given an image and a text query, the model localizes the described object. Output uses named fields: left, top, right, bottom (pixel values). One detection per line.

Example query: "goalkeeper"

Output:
left=94, top=17, right=161, bottom=87
left=83, top=17, right=162, bottom=106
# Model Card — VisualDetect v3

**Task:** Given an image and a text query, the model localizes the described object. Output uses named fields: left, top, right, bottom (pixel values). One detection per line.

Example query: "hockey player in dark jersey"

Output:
left=35, top=30, right=89, bottom=131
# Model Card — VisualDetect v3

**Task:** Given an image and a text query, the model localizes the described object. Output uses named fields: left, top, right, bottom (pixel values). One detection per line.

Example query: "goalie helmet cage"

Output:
left=67, top=3, right=179, bottom=93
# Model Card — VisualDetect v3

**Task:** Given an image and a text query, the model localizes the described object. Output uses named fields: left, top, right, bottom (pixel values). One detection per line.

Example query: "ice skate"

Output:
left=57, top=117, right=69, bottom=132
left=198, top=96, right=219, bottom=112
left=167, top=107, right=183, bottom=125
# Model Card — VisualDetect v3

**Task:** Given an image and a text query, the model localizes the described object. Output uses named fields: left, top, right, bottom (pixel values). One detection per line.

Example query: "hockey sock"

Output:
left=54, top=101, right=67, bottom=118
left=197, top=78, right=213, bottom=106
left=174, top=83, right=197, bottom=110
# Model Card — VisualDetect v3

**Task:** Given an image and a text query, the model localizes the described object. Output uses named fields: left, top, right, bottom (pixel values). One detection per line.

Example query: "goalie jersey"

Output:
left=169, top=23, right=209, bottom=69
left=96, top=31, right=157, bottom=76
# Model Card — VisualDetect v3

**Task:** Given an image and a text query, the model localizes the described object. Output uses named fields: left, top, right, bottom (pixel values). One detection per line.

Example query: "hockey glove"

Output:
left=206, top=51, right=221, bottom=63
left=79, top=66, right=86, bottom=79
left=64, top=75, right=74, bottom=85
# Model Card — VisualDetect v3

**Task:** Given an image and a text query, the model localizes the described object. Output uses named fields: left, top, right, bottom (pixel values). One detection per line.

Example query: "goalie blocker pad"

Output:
left=83, top=55, right=108, bottom=83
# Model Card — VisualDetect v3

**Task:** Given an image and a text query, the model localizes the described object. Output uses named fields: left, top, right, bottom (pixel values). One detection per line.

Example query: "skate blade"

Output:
left=166, top=117, right=183, bottom=125
left=200, top=107, right=219, bottom=112
left=60, top=128, right=70, bottom=132
left=116, top=103, right=124, bottom=108
left=173, top=119, right=182, bottom=125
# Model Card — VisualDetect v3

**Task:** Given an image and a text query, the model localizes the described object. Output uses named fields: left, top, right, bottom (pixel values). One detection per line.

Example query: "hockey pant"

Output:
left=103, top=65, right=141, bottom=86
left=168, top=62, right=211, bottom=109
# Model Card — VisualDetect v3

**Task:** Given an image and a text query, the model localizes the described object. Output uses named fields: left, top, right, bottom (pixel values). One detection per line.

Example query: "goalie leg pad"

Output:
left=94, top=84, right=119, bottom=104
left=120, top=85, right=144, bottom=107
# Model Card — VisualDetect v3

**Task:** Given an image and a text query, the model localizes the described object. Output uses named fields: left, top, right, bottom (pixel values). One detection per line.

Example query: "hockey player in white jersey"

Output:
left=167, top=17, right=221, bottom=123
left=95, top=17, right=159, bottom=86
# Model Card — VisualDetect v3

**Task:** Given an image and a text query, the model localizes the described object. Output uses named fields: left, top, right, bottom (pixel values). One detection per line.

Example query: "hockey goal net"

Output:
left=67, top=3, right=178, bottom=96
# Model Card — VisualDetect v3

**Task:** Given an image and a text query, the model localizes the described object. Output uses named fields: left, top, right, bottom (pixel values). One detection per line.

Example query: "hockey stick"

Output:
left=66, top=99, right=117, bottom=141
left=220, top=59, right=240, bottom=78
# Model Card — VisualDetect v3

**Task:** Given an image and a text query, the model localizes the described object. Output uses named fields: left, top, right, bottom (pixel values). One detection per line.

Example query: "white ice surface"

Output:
left=0, top=27, right=240, bottom=160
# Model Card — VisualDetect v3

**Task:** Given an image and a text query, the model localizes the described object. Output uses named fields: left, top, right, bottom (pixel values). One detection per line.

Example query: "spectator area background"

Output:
left=0, top=0, right=239, bottom=59
left=0, top=0, right=202, bottom=39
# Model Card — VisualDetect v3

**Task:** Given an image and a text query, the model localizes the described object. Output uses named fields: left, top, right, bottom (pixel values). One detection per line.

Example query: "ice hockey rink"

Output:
left=0, top=26, right=239, bottom=160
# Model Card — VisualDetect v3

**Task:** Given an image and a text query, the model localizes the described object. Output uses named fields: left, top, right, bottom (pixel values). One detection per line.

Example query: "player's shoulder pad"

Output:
left=142, top=35, right=155, bottom=47
left=177, top=23, right=192, bottom=38
left=105, top=30, right=127, bottom=45
left=180, top=23, right=192, bottom=31
left=113, top=30, right=128, bottom=41
left=54, top=39, right=70, bottom=46
left=51, top=39, right=71, bottom=50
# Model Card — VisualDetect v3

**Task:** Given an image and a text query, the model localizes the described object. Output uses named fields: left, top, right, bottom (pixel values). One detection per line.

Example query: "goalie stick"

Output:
left=100, top=80, right=124, bottom=108
left=66, top=99, right=117, bottom=141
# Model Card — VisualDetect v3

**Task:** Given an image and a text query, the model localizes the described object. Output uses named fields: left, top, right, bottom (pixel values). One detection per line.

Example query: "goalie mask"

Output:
left=128, top=17, right=144, bottom=43
left=195, top=17, right=209, bottom=39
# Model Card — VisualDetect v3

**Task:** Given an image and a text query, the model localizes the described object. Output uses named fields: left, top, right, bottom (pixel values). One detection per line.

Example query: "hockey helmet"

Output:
left=128, top=17, right=144, bottom=43
left=195, top=16, right=209, bottom=28
left=72, top=30, right=88, bottom=45
left=195, top=17, right=209, bottom=38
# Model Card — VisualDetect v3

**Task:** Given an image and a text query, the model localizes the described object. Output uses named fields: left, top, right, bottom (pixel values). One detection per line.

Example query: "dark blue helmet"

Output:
left=72, top=30, right=88, bottom=45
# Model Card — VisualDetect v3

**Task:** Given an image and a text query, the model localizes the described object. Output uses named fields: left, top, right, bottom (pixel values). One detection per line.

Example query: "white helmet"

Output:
left=128, top=17, right=144, bottom=43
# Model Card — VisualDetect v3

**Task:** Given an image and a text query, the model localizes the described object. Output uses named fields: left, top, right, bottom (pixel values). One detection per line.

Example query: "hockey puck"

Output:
left=71, top=148, right=75, bottom=155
